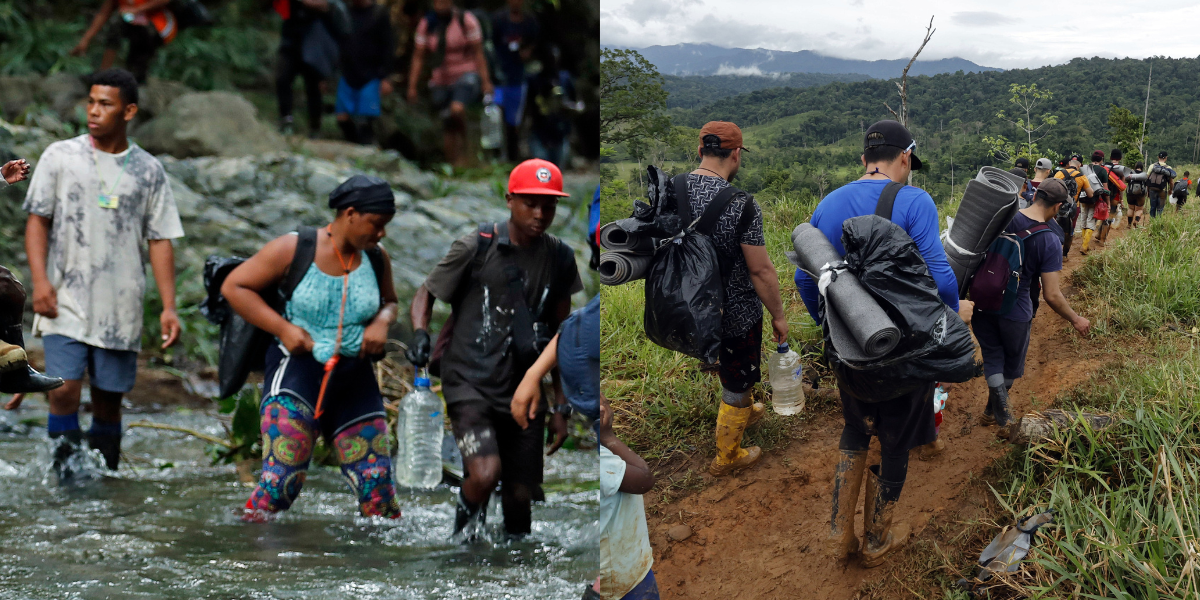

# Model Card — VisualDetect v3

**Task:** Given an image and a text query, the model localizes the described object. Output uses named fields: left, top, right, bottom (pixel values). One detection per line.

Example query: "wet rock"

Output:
left=135, top=91, right=286, bottom=158
left=667, top=524, right=693, bottom=541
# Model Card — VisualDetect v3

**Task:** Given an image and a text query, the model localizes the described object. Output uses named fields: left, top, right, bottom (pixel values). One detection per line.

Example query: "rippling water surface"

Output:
left=0, top=406, right=598, bottom=599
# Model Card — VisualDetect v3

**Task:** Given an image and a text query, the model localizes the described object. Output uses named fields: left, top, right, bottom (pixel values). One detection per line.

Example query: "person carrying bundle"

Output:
left=1053, top=157, right=1093, bottom=256
left=221, top=175, right=402, bottom=521
left=795, top=120, right=973, bottom=568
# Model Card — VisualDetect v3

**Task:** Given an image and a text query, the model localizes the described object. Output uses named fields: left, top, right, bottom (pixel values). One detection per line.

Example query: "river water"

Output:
left=0, top=406, right=599, bottom=599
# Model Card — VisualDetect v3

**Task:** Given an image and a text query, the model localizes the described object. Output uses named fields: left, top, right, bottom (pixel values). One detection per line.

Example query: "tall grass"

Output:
left=988, top=348, right=1200, bottom=599
left=1074, top=209, right=1200, bottom=334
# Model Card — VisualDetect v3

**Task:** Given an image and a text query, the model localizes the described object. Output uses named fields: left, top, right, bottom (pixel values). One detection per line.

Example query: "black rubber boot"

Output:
left=453, top=490, right=489, bottom=542
left=337, top=118, right=359, bottom=144
left=501, top=483, right=534, bottom=540
left=357, top=118, right=376, bottom=146
left=0, top=324, right=63, bottom=394
left=991, top=385, right=1015, bottom=438
left=50, top=429, right=84, bottom=483
left=87, top=432, right=122, bottom=471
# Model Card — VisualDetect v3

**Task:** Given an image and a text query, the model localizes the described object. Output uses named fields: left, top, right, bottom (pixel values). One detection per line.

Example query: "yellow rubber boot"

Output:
left=708, top=403, right=763, bottom=476
left=1080, top=229, right=1094, bottom=254
left=0, top=341, right=27, bottom=374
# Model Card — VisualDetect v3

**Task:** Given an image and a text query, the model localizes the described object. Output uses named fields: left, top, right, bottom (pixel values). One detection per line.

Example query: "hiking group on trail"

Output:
left=598, top=110, right=1199, bottom=593
left=0, top=68, right=602, bottom=575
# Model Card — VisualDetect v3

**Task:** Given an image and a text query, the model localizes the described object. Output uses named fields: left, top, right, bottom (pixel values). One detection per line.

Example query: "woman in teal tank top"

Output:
left=222, top=175, right=402, bottom=521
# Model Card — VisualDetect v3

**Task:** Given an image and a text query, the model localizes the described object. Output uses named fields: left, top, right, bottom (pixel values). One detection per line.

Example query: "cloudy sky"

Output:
left=600, top=0, right=1200, bottom=69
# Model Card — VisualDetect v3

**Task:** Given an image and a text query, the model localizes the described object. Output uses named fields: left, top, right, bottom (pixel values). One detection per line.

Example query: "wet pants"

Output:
left=276, top=47, right=324, bottom=133
left=246, top=395, right=401, bottom=518
left=838, top=425, right=908, bottom=493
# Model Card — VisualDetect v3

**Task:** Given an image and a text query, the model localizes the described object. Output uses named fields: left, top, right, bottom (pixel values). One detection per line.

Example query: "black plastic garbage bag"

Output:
left=202, top=255, right=276, bottom=399
left=643, top=230, right=724, bottom=364
left=826, top=214, right=980, bottom=403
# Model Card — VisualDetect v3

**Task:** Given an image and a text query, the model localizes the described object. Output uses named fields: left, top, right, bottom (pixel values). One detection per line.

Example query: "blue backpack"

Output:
left=968, top=222, right=1053, bottom=315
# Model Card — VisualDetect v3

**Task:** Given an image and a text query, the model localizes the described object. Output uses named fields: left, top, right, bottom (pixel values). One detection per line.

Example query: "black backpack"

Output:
left=1147, top=165, right=1172, bottom=190
left=1173, top=180, right=1189, bottom=197
left=201, top=226, right=386, bottom=399
left=1052, top=168, right=1080, bottom=201
left=642, top=176, right=746, bottom=363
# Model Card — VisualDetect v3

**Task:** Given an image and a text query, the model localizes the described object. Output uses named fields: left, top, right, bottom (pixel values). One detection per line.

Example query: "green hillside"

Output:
left=662, top=72, right=871, bottom=109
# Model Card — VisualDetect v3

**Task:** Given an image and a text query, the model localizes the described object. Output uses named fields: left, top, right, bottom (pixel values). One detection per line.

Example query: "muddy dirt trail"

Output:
left=645, top=226, right=1125, bottom=599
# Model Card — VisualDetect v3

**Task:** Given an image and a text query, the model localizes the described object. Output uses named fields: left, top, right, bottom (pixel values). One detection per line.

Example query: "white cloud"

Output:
left=713, top=64, right=790, bottom=77
left=599, top=0, right=1200, bottom=69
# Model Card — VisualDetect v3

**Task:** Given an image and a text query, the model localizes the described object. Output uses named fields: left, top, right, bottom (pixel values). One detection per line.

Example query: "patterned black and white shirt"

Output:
left=677, top=173, right=766, bottom=338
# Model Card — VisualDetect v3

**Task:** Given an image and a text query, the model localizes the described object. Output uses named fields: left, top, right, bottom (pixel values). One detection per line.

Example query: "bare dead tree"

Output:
left=884, top=16, right=936, bottom=129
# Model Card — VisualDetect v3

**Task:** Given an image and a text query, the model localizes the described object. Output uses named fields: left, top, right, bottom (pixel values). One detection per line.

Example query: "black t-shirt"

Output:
left=490, top=10, right=538, bottom=86
left=423, top=224, right=583, bottom=409
left=340, top=4, right=395, bottom=88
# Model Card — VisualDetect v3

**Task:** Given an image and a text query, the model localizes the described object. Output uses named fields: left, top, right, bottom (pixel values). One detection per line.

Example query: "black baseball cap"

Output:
left=1014, top=157, right=1030, bottom=169
left=864, top=120, right=923, bottom=170
left=1158, top=151, right=1168, bottom=159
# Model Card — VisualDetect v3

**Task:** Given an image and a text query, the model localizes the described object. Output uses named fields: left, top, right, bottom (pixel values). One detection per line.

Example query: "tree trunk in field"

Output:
left=1011, top=410, right=1115, bottom=445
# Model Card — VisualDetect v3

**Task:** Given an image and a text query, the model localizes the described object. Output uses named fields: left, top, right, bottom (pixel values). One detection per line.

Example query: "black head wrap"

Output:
left=329, top=175, right=396, bottom=214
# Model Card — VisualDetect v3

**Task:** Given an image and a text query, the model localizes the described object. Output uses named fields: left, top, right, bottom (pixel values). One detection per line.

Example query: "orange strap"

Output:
left=314, top=225, right=357, bottom=420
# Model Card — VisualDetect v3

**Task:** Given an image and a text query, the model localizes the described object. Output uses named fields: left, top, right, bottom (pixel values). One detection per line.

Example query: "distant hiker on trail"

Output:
left=673, top=122, right=786, bottom=478
left=795, top=120, right=971, bottom=568
left=335, top=0, right=396, bottom=145
left=491, top=0, right=540, bottom=162
left=72, top=0, right=178, bottom=83
left=406, top=159, right=580, bottom=541
left=1053, top=157, right=1093, bottom=256
left=272, top=0, right=348, bottom=137
left=1125, top=161, right=1148, bottom=228
left=1010, top=167, right=1034, bottom=208
left=1106, top=149, right=1134, bottom=230
left=1146, top=151, right=1176, bottom=219
left=1087, top=151, right=1117, bottom=248
left=0, top=159, right=64, bottom=399
left=972, top=178, right=1090, bottom=438
left=407, top=0, right=495, bottom=167
left=221, top=175, right=402, bottom=521
left=18, top=70, right=184, bottom=480
left=1172, top=171, right=1190, bottom=212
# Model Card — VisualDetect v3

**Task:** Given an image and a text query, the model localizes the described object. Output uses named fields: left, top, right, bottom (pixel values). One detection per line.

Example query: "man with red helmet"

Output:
left=407, top=159, right=583, bottom=541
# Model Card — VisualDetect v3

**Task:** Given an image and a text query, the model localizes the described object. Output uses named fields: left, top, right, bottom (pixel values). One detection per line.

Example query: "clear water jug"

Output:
left=768, top=343, right=804, bottom=415
left=395, top=375, right=444, bottom=489
left=481, top=100, right=503, bottom=150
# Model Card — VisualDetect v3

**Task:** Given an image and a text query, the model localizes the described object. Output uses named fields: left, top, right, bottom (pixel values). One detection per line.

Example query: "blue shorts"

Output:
left=493, top=84, right=526, bottom=127
left=42, top=334, right=138, bottom=393
left=335, top=78, right=382, bottom=117
left=620, top=569, right=660, bottom=600
left=262, top=342, right=386, bottom=439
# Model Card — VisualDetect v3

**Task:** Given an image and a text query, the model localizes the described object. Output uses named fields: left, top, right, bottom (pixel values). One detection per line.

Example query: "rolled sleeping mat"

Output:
left=599, top=220, right=655, bottom=252
left=787, top=223, right=901, bottom=361
left=943, top=167, right=1021, bottom=293
left=598, top=250, right=653, bottom=286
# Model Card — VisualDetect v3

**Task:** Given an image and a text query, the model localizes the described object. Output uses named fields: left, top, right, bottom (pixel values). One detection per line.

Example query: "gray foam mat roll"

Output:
left=944, top=167, right=1021, bottom=293
left=598, top=250, right=653, bottom=286
left=788, top=223, right=900, bottom=360
left=600, top=220, right=656, bottom=252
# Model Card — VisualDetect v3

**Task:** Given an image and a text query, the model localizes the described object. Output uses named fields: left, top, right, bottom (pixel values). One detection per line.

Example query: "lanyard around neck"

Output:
left=90, top=136, right=131, bottom=196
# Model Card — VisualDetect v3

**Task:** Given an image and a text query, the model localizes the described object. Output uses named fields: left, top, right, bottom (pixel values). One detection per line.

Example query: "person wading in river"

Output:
left=0, top=158, right=64, bottom=398
left=795, top=120, right=973, bottom=568
left=223, top=175, right=402, bottom=521
left=680, top=122, right=787, bottom=478
left=17, top=69, right=183, bottom=481
left=406, top=158, right=581, bottom=541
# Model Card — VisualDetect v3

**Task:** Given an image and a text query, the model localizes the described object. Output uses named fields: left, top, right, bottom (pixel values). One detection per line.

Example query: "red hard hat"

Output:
left=508, top=159, right=570, bottom=197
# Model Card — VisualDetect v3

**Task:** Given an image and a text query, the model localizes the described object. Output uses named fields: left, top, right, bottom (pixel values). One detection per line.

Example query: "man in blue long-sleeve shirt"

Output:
left=796, top=120, right=973, bottom=569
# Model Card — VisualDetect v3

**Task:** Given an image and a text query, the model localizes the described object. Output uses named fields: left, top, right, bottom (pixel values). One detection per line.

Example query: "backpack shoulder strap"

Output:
left=1014, top=222, right=1053, bottom=240
left=365, top=246, right=387, bottom=294
left=280, top=226, right=318, bottom=301
left=450, top=223, right=495, bottom=308
left=873, top=180, right=905, bottom=220
left=672, top=173, right=692, bottom=225
left=695, top=185, right=741, bottom=235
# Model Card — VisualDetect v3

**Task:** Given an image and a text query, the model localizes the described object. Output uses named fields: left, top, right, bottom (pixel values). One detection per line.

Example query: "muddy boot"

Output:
left=0, top=341, right=27, bottom=373
left=991, top=385, right=1015, bottom=439
left=827, top=449, right=867, bottom=559
left=747, top=402, right=767, bottom=427
left=453, top=490, right=489, bottom=542
left=918, top=438, right=946, bottom=460
left=979, top=390, right=996, bottom=426
left=50, top=429, right=84, bottom=483
left=1080, top=229, right=1094, bottom=255
left=860, top=465, right=910, bottom=568
left=708, top=403, right=762, bottom=477
left=0, top=324, right=63, bottom=394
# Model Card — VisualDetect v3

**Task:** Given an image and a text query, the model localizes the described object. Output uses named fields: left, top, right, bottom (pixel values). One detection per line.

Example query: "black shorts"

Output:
left=1126, top=194, right=1145, bottom=207
left=262, top=343, right=386, bottom=440
left=447, top=400, right=545, bottom=487
left=839, top=381, right=936, bottom=455
left=972, top=314, right=1033, bottom=380
left=719, top=318, right=763, bottom=394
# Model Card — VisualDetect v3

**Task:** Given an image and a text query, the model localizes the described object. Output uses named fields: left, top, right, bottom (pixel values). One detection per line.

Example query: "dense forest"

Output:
left=607, top=55, right=1200, bottom=203
left=662, top=72, right=870, bottom=109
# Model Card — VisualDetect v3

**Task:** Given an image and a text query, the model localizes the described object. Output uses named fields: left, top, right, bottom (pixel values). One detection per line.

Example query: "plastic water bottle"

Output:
left=768, top=343, right=805, bottom=415
left=395, top=374, right=444, bottom=489
left=481, top=98, right=503, bottom=150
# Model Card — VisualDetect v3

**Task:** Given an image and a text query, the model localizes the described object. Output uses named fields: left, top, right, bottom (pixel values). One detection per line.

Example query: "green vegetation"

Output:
left=662, top=72, right=871, bottom=110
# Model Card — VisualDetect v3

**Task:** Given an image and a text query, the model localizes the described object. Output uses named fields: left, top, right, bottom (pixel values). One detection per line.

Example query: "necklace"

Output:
left=314, top=224, right=358, bottom=419
left=90, top=136, right=131, bottom=206
left=695, top=167, right=724, bottom=179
